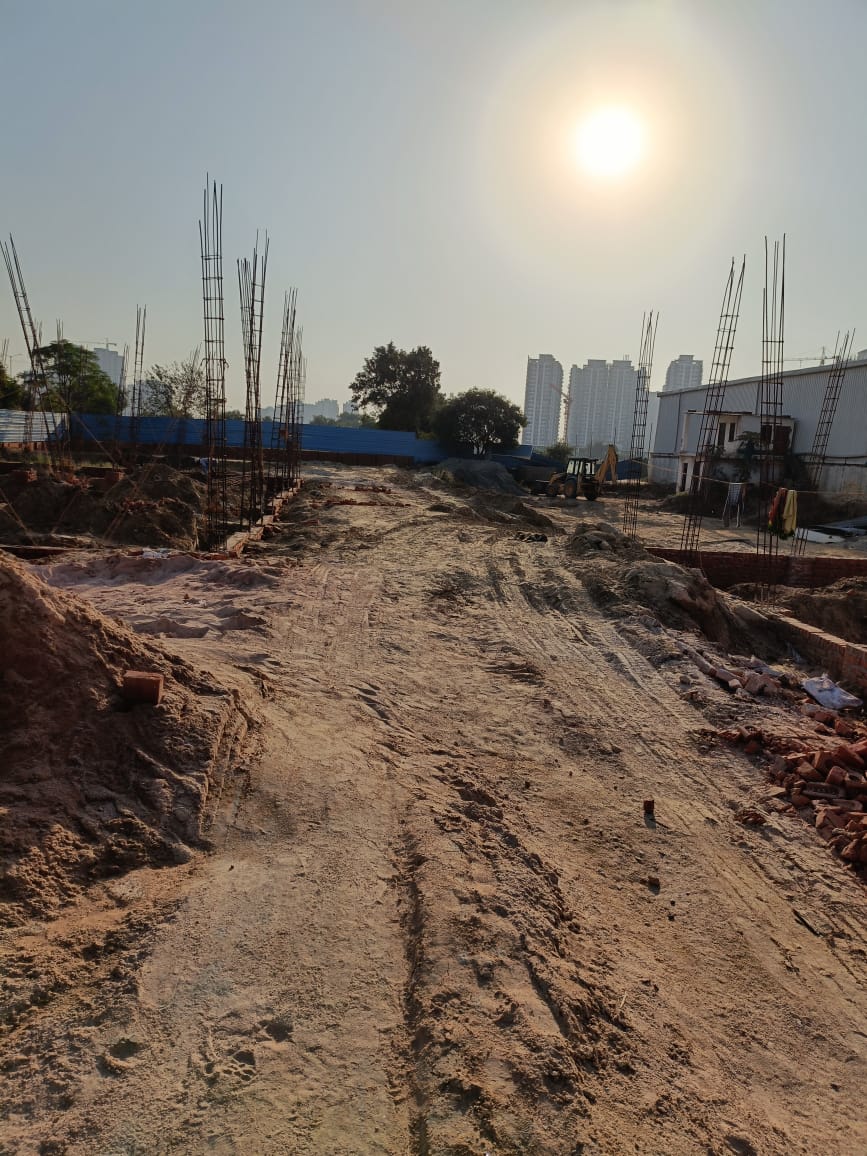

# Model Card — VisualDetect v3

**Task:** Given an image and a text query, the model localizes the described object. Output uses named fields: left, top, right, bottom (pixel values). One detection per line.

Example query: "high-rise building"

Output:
left=92, top=346, right=124, bottom=386
left=566, top=357, right=638, bottom=453
left=522, top=355, right=562, bottom=447
left=663, top=354, right=702, bottom=392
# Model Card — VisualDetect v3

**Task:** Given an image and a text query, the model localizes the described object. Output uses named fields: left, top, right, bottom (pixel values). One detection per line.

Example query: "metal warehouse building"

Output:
left=649, top=359, right=867, bottom=495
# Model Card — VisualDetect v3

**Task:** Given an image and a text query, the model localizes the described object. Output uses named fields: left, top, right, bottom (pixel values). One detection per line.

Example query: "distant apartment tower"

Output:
left=303, top=397, right=340, bottom=422
left=566, top=357, right=638, bottom=453
left=92, top=346, right=124, bottom=386
left=522, top=355, right=562, bottom=446
left=663, top=354, right=702, bottom=393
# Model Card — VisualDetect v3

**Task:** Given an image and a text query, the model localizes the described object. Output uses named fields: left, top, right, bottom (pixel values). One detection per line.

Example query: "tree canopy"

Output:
left=543, top=440, right=574, bottom=464
left=141, top=352, right=206, bottom=419
left=433, top=389, right=525, bottom=457
left=350, top=342, right=442, bottom=433
left=33, top=340, right=119, bottom=414
left=0, top=363, right=26, bottom=410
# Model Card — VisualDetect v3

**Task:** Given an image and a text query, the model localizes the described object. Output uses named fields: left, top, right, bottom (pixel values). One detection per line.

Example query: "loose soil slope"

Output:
left=0, top=553, right=246, bottom=927
left=0, top=464, right=205, bottom=549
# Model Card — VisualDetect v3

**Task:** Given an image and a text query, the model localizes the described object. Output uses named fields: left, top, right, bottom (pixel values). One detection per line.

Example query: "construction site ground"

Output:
left=2, top=463, right=867, bottom=1155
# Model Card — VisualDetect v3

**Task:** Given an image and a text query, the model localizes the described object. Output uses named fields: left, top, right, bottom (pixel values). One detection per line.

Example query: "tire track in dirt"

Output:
left=6, top=471, right=867, bottom=1155
left=369, top=517, right=867, bottom=1153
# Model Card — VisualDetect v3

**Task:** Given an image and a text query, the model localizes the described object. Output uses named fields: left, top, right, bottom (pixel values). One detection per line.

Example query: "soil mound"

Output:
left=565, top=520, right=646, bottom=559
left=773, top=577, right=867, bottom=645
left=0, top=474, right=101, bottom=544
left=0, top=464, right=205, bottom=549
left=0, top=554, right=244, bottom=926
left=468, top=495, right=559, bottom=530
left=571, top=531, right=765, bottom=649
left=433, top=458, right=525, bottom=495
left=101, top=464, right=205, bottom=549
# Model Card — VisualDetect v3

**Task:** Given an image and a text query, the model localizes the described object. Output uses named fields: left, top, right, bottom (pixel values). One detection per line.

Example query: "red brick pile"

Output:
left=718, top=707, right=867, bottom=869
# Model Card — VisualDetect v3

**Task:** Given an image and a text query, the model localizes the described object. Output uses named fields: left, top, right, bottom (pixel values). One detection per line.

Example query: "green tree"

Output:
left=33, top=340, right=119, bottom=414
left=0, top=363, right=26, bottom=410
left=433, top=389, right=525, bottom=457
left=350, top=342, right=442, bottom=433
left=543, top=440, right=574, bottom=464
left=142, top=351, right=206, bottom=418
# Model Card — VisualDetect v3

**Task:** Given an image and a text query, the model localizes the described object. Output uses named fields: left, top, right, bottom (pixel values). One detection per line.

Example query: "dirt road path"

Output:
left=3, top=467, right=867, bottom=1154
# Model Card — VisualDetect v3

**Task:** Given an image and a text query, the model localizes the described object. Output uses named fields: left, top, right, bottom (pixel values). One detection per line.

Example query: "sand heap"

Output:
left=0, top=463, right=205, bottom=549
left=0, top=553, right=244, bottom=926
left=433, top=458, right=525, bottom=495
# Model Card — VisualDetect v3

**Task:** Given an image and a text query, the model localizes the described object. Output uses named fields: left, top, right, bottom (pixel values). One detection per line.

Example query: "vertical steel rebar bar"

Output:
left=238, top=234, right=268, bottom=529
left=199, top=179, right=229, bottom=549
left=621, top=311, right=658, bottom=540
left=756, top=236, right=786, bottom=599
left=679, top=258, right=746, bottom=559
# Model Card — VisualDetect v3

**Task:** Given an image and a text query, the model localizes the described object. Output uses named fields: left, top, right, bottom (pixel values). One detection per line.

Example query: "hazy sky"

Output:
left=2, top=0, right=865, bottom=412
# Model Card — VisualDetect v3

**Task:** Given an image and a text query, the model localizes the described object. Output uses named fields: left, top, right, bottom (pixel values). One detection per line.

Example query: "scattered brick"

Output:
left=122, top=670, right=164, bottom=705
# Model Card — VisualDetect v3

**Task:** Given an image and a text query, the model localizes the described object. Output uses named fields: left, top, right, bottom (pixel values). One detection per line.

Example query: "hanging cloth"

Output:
left=767, top=487, right=786, bottom=536
left=782, top=489, right=798, bottom=538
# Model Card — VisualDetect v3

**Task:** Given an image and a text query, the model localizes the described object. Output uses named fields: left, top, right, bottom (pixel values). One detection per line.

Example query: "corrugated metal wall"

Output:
left=0, top=410, right=64, bottom=444
left=652, top=363, right=867, bottom=459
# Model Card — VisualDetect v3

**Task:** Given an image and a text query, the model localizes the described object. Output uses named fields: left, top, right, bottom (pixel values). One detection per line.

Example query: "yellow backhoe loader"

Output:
left=546, top=445, right=618, bottom=501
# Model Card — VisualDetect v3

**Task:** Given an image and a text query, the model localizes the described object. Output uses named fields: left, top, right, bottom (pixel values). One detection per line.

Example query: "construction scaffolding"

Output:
left=621, top=311, right=657, bottom=540
left=1, top=235, right=65, bottom=468
left=679, top=258, right=746, bottom=559
left=238, top=234, right=268, bottom=530
left=199, top=180, right=229, bottom=549
left=755, top=236, right=786, bottom=598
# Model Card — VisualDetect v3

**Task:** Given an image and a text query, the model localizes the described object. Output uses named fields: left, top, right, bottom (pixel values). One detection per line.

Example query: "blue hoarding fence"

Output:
left=56, top=412, right=447, bottom=465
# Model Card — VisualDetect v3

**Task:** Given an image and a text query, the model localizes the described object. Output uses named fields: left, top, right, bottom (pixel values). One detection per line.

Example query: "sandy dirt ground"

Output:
left=2, top=465, right=867, bottom=1155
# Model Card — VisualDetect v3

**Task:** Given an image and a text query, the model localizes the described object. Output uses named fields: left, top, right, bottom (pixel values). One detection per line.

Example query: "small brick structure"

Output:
left=122, top=671, right=165, bottom=705
left=772, top=616, right=867, bottom=695
left=644, top=547, right=867, bottom=694
left=646, top=547, right=867, bottom=591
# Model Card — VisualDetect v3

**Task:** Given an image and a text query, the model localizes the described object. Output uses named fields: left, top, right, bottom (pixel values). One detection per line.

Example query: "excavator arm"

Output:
left=596, top=444, right=618, bottom=485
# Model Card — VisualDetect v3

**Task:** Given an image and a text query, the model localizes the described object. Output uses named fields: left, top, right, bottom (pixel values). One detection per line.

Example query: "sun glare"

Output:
left=575, top=106, right=645, bottom=179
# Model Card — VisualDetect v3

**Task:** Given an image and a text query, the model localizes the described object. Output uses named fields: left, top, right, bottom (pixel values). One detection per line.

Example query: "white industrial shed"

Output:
left=649, top=359, right=867, bottom=495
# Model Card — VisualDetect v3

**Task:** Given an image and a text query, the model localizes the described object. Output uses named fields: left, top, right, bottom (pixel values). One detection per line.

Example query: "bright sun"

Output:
left=575, top=106, right=645, bottom=178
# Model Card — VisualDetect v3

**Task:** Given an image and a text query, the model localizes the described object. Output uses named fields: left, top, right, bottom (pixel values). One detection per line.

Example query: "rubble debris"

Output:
left=735, top=808, right=767, bottom=826
left=715, top=713, right=867, bottom=872
left=675, top=641, right=789, bottom=697
left=802, top=675, right=863, bottom=712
